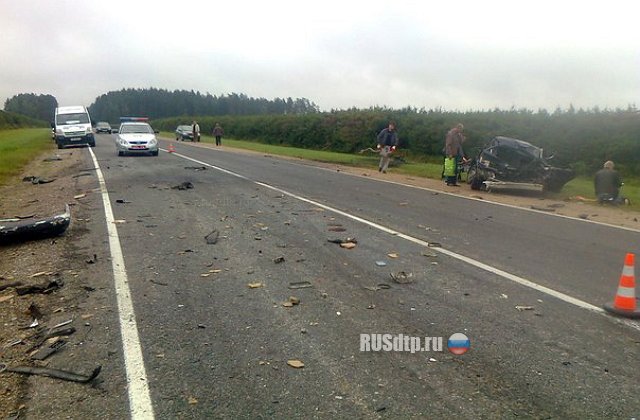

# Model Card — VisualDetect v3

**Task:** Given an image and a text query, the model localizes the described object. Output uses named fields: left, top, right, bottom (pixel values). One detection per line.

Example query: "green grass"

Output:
left=163, top=133, right=640, bottom=211
left=0, top=128, right=53, bottom=185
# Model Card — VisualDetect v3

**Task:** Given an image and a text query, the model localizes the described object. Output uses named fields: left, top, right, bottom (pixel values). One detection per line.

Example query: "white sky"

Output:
left=1, top=0, right=638, bottom=112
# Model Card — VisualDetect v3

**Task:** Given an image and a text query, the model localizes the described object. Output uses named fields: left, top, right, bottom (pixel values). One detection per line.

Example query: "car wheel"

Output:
left=466, top=166, right=477, bottom=184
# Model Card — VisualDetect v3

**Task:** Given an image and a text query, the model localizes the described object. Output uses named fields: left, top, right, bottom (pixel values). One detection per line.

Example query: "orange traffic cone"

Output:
left=604, top=253, right=640, bottom=318
left=168, top=143, right=176, bottom=153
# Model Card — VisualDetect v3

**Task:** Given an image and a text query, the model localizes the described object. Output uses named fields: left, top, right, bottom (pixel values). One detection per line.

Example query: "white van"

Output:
left=53, top=106, right=95, bottom=149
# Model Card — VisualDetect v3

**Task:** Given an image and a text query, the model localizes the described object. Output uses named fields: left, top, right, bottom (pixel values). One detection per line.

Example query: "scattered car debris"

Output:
left=340, top=242, right=356, bottom=249
left=375, top=261, right=387, bottom=267
left=31, top=338, right=67, bottom=360
left=364, top=284, right=391, bottom=291
left=328, top=227, right=346, bottom=232
left=15, top=279, right=63, bottom=296
left=390, top=271, right=414, bottom=284
left=205, top=229, right=219, bottom=244
left=184, top=166, right=207, bottom=171
left=273, top=256, right=285, bottom=264
left=172, top=181, right=194, bottom=190
left=74, top=193, right=86, bottom=199
left=0, top=363, right=101, bottom=384
left=85, top=254, right=98, bottom=264
left=328, top=237, right=357, bottom=245
left=42, top=155, right=63, bottom=162
left=115, top=199, right=131, bottom=204
left=22, top=176, right=56, bottom=184
left=515, top=305, right=535, bottom=311
left=288, top=281, right=312, bottom=289
left=0, top=204, right=71, bottom=245
left=387, top=253, right=399, bottom=258
left=427, top=242, right=442, bottom=248
left=287, top=359, right=304, bottom=368
left=248, top=282, right=264, bottom=289
left=421, top=251, right=438, bottom=258
left=0, top=281, right=22, bottom=292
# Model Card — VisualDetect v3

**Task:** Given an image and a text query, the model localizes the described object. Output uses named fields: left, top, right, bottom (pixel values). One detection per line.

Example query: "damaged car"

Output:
left=467, top=136, right=574, bottom=193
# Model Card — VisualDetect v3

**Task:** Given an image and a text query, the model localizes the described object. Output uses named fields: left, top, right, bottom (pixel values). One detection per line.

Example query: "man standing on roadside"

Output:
left=212, top=122, right=224, bottom=146
left=376, top=121, right=399, bottom=173
left=192, top=120, right=200, bottom=142
left=443, top=123, right=465, bottom=186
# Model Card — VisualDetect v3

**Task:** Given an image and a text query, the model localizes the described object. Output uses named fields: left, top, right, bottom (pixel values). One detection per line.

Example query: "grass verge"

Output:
left=163, top=133, right=639, bottom=211
left=0, top=129, right=53, bottom=185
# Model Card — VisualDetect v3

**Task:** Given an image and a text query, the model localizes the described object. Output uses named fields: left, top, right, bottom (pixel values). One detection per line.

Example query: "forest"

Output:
left=3, top=89, right=639, bottom=176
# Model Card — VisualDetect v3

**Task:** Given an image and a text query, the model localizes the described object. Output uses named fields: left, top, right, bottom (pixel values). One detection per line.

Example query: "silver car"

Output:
left=116, top=122, right=159, bottom=156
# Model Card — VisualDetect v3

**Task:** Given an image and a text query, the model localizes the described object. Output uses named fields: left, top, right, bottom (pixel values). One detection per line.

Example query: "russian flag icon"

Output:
left=447, top=333, right=470, bottom=355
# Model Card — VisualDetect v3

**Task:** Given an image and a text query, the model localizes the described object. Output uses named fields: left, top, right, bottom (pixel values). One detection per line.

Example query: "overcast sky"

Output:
left=1, top=1, right=638, bottom=112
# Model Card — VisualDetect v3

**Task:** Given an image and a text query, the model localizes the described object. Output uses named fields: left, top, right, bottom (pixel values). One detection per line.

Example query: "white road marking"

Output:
left=89, top=148, right=155, bottom=419
left=165, top=148, right=640, bottom=333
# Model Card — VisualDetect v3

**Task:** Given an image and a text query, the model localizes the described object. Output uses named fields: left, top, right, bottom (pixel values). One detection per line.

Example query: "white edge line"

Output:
left=161, top=142, right=640, bottom=234
left=165, top=148, right=640, bottom=333
left=89, top=148, right=155, bottom=419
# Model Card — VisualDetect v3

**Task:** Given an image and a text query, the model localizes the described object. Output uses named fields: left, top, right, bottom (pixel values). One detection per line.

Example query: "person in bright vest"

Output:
left=443, top=123, right=465, bottom=186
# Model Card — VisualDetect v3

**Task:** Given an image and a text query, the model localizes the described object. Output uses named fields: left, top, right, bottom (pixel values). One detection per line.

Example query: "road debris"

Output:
left=0, top=204, right=71, bottom=244
left=42, top=155, right=63, bottom=162
left=205, top=229, right=219, bottom=244
left=340, top=242, right=356, bottom=249
left=248, top=282, right=264, bottom=289
left=515, top=305, right=535, bottom=311
left=115, top=199, right=131, bottom=204
left=287, top=360, right=304, bottom=368
left=0, top=363, right=101, bottom=384
left=288, top=281, right=312, bottom=289
left=273, top=256, right=285, bottom=264
left=364, top=284, right=391, bottom=291
left=16, top=279, right=64, bottom=296
left=172, top=181, right=194, bottom=190
left=387, top=253, right=399, bottom=258
left=22, top=176, right=56, bottom=184
left=427, top=242, right=442, bottom=248
left=74, top=193, right=86, bottom=199
left=31, top=338, right=67, bottom=360
left=375, top=261, right=387, bottom=267
left=390, top=271, right=414, bottom=284
left=85, top=254, right=98, bottom=264
left=184, top=166, right=207, bottom=171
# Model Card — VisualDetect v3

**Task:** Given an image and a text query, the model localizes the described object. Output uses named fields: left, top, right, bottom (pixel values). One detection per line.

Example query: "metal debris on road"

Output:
left=205, top=229, right=219, bottom=244
left=375, top=261, right=387, bottom=267
left=115, top=199, right=131, bottom=204
left=184, top=166, right=207, bottom=171
left=288, top=281, right=313, bottom=289
left=387, top=253, right=399, bottom=258
left=0, top=363, right=101, bottom=384
left=515, top=305, right=535, bottom=311
left=16, top=279, right=64, bottom=296
left=85, top=254, right=98, bottom=264
left=172, top=181, right=194, bottom=190
left=247, top=282, right=264, bottom=289
left=287, top=360, right=304, bottom=368
left=390, top=271, right=414, bottom=284
left=273, top=256, right=285, bottom=264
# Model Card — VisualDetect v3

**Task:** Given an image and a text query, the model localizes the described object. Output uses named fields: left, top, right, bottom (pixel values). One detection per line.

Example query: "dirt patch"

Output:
left=0, top=147, right=99, bottom=418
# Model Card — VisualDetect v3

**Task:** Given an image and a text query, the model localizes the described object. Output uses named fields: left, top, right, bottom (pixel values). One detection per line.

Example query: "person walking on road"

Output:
left=376, top=121, right=399, bottom=173
left=192, top=120, right=201, bottom=142
left=443, top=123, right=465, bottom=186
left=213, top=122, right=224, bottom=146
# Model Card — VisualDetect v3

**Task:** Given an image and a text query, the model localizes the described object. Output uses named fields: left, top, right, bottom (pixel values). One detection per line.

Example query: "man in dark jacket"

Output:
left=443, top=123, right=465, bottom=186
left=595, top=160, right=625, bottom=204
left=376, top=121, right=399, bottom=173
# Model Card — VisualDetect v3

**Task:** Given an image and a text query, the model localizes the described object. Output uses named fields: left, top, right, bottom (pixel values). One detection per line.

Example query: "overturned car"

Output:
left=467, top=136, right=574, bottom=193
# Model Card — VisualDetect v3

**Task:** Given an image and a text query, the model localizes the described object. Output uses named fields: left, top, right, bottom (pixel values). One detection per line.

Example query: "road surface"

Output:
left=25, top=134, right=640, bottom=418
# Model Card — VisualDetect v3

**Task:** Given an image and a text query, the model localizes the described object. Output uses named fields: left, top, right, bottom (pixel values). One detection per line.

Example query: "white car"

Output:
left=116, top=122, right=159, bottom=156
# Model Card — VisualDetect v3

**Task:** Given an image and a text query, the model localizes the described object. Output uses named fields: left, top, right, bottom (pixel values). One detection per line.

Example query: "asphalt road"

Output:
left=27, top=134, right=640, bottom=418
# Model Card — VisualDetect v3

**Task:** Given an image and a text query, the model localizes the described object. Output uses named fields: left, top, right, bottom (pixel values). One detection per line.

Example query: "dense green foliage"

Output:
left=88, top=88, right=319, bottom=123
left=4, top=93, right=58, bottom=122
left=154, top=107, right=640, bottom=176
left=0, top=110, right=48, bottom=130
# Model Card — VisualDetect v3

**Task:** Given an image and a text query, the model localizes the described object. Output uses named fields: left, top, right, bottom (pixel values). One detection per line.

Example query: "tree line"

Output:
left=3, top=90, right=639, bottom=176
left=153, top=107, right=640, bottom=176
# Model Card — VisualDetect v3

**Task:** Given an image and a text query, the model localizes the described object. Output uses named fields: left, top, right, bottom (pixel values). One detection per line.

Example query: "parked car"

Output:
left=467, top=136, right=574, bottom=193
left=52, top=105, right=95, bottom=149
left=116, top=122, right=159, bottom=156
left=95, top=122, right=112, bottom=133
left=175, top=125, right=194, bottom=141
